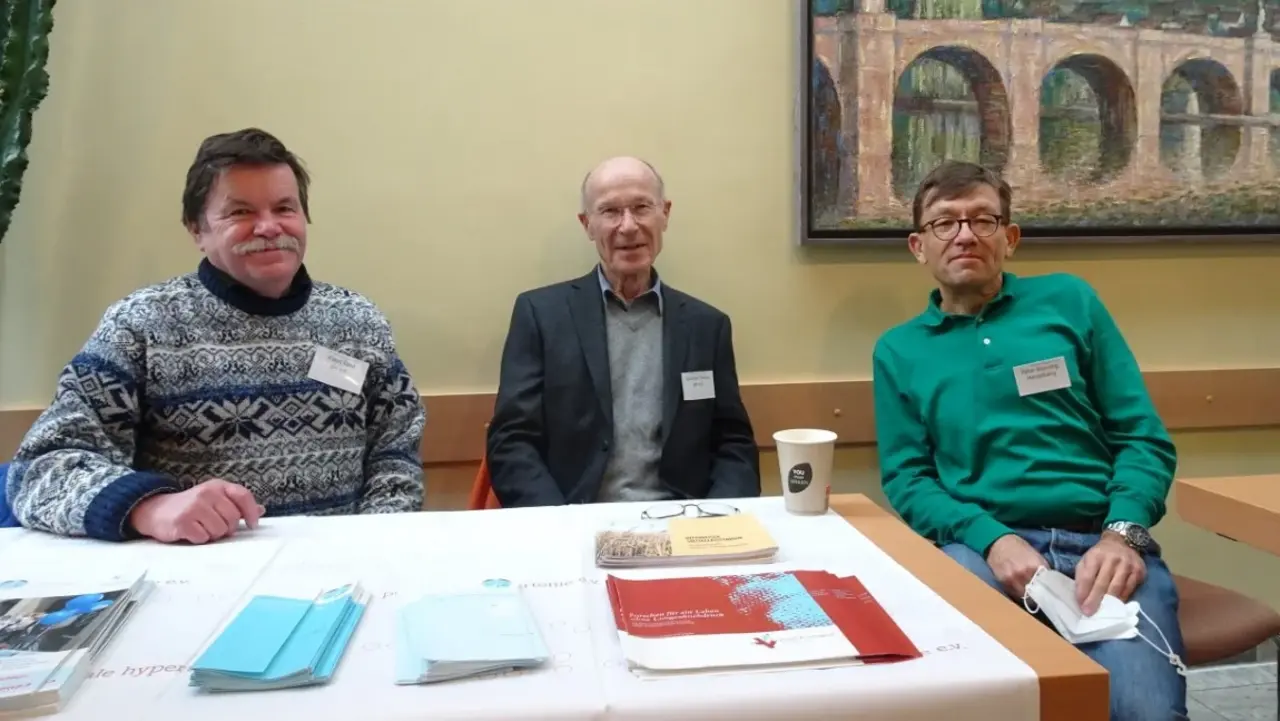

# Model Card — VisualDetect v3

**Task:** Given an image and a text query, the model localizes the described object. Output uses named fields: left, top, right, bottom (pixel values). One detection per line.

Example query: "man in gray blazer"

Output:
left=487, top=156, right=760, bottom=507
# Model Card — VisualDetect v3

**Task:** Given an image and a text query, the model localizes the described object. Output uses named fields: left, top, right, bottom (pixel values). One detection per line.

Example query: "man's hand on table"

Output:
left=1074, top=531, right=1145, bottom=616
left=130, top=479, right=264, bottom=544
left=985, top=534, right=1048, bottom=598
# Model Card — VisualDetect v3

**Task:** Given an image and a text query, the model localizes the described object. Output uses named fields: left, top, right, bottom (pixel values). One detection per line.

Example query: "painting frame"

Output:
left=795, top=0, right=1280, bottom=247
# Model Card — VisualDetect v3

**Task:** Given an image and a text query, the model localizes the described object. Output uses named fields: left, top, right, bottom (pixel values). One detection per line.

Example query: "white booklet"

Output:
left=0, top=567, right=151, bottom=717
left=394, top=579, right=549, bottom=684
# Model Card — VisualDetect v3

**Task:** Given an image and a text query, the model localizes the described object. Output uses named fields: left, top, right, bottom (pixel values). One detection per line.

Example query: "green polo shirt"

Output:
left=872, top=272, right=1177, bottom=555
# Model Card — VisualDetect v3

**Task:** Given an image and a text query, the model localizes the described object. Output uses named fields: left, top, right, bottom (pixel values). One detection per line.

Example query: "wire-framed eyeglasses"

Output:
left=922, top=214, right=1003, bottom=241
left=594, top=202, right=658, bottom=225
left=641, top=502, right=739, bottom=520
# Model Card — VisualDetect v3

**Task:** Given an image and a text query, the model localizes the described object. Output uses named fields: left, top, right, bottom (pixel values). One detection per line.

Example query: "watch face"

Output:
left=1125, top=524, right=1150, bottom=548
left=1109, top=522, right=1150, bottom=549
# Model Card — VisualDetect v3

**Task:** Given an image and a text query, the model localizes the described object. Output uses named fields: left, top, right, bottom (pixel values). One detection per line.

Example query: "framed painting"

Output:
left=799, top=0, right=1280, bottom=245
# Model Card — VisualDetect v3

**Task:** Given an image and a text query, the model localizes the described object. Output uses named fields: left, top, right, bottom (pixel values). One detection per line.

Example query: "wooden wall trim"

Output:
left=0, top=409, right=39, bottom=462
left=2, top=368, right=1279, bottom=463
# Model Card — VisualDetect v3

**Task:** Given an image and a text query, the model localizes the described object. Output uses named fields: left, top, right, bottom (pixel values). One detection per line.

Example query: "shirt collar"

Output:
left=197, top=258, right=313, bottom=317
left=596, top=264, right=664, bottom=314
left=920, top=271, right=1018, bottom=328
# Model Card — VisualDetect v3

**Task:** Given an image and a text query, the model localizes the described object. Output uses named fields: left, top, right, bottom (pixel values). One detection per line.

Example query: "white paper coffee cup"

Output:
left=773, top=428, right=837, bottom=514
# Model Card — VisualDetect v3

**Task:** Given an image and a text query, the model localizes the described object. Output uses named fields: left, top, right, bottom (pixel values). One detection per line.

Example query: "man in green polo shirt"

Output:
left=873, top=161, right=1185, bottom=721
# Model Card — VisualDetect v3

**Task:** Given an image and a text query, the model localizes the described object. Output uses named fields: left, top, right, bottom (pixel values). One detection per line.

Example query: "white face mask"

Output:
left=1022, top=567, right=1186, bottom=676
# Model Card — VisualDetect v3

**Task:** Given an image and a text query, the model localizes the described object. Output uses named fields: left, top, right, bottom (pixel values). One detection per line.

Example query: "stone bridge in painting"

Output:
left=812, top=7, right=1280, bottom=219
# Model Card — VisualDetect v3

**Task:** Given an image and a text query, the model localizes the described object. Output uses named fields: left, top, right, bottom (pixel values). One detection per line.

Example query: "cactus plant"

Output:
left=0, top=0, right=54, bottom=245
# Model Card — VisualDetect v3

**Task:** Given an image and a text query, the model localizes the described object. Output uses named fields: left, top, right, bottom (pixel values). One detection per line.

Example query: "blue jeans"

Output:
left=942, top=528, right=1188, bottom=721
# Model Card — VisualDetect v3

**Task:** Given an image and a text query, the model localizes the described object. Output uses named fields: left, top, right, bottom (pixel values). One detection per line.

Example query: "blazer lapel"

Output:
left=661, top=291, right=688, bottom=445
left=568, top=273, right=613, bottom=425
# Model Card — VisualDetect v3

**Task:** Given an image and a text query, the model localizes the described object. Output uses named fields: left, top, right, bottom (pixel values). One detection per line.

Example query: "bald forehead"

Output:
left=581, top=157, right=664, bottom=209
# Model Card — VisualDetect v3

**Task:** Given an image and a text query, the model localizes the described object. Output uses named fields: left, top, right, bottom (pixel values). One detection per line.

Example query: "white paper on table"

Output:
left=79, top=524, right=605, bottom=721
left=0, top=498, right=1042, bottom=721
left=581, top=498, right=1042, bottom=721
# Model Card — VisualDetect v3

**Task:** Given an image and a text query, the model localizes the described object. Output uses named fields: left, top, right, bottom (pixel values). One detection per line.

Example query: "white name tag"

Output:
left=681, top=370, right=715, bottom=401
left=308, top=346, right=369, bottom=395
left=1013, top=356, right=1072, bottom=397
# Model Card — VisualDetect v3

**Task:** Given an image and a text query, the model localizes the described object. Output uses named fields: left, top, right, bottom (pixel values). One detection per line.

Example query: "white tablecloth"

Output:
left=0, top=498, right=1040, bottom=720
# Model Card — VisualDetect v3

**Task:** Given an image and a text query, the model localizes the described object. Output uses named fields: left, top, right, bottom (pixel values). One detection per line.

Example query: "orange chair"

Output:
left=1175, top=574, right=1280, bottom=666
left=467, top=457, right=502, bottom=510
left=1174, top=574, right=1280, bottom=716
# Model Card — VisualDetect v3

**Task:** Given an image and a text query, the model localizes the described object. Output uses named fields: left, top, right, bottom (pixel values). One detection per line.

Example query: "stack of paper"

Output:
left=395, top=580, right=549, bottom=684
left=606, top=569, right=921, bottom=676
left=0, top=568, right=152, bottom=716
left=594, top=514, right=779, bottom=567
left=189, top=582, right=368, bottom=692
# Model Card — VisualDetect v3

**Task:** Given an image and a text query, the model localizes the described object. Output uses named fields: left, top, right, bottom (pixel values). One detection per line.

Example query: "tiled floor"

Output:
left=1188, top=661, right=1277, bottom=720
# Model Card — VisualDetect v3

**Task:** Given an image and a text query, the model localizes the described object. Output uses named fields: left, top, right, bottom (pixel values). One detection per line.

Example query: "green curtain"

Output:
left=0, top=0, right=54, bottom=245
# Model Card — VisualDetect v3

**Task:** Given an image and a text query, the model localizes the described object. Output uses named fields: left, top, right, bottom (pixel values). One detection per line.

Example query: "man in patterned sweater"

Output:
left=7, top=128, right=426, bottom=545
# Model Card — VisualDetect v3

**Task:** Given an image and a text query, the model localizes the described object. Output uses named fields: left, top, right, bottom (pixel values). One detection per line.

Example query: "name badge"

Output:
left=681, top=370, right=715, bottom=401
left=1013, top=356, right=1072, bottom=397
left=308, top=347, right=369, bottom=395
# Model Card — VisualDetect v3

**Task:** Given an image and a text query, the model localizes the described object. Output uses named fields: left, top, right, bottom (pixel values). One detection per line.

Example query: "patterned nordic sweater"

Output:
left=7, top=260, right=427, bottom=541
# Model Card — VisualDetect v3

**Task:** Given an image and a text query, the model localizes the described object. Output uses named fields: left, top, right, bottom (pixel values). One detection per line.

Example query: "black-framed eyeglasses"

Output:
left=641, top=502, right=739, bottom=520
left=922, top=214, right=1003, bottom=241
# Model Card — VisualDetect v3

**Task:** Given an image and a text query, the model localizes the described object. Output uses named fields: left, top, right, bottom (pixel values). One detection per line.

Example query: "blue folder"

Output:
left=190, top=583, right=367, bottom=692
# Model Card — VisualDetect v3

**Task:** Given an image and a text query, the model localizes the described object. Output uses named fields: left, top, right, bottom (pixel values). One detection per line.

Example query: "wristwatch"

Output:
left=1106, top=521, right=1153, bottom=553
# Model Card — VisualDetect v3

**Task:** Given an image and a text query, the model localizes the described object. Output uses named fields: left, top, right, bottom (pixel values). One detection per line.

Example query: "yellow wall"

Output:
left=2, top=0, right=1280, bottom=602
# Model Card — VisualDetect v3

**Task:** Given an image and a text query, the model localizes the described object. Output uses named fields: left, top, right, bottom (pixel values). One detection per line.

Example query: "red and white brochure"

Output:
left=606, top=570, right=921, bottom=674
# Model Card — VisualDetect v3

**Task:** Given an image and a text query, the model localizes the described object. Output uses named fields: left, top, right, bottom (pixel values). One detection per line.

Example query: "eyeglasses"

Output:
left=922, top=214, right=1003, bottom=241
left=594, top=202, right=658, bottom=225
left=641, top=502, right=739, bottom=520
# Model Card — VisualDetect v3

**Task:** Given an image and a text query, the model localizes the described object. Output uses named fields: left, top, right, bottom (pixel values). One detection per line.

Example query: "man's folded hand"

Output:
left=130, top=479, right=264, bottom=544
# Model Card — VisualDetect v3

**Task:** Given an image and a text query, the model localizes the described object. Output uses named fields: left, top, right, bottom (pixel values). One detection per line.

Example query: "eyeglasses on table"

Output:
left=640, top=502, right=740, bottom=520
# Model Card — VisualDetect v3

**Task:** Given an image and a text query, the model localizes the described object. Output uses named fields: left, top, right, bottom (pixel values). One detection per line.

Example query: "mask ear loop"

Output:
left=1133, top=606, right=1188, bottom=676
left=1021, top=566, right=1047, bottom=615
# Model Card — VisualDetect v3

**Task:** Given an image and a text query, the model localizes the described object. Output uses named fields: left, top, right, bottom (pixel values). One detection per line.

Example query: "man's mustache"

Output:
left=231, top=236, right=301, bottom=256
